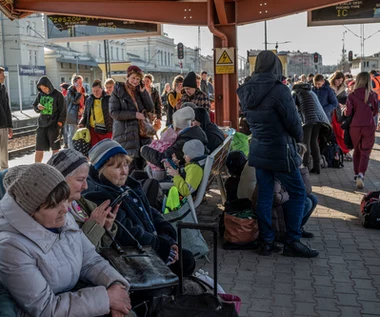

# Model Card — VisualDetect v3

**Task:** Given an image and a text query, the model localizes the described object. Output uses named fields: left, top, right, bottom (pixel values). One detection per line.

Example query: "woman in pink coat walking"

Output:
left=346, top=72, right=378, bottom=189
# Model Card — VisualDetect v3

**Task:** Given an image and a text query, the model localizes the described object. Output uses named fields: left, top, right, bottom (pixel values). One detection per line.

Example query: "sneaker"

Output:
left=259, top=241, right=282, bottom=256
left=301, top=228, right=314, bottom=239
left=283, top=240, right=319, bottom=258
left=356, top=176, right=364, bottom=189
left=344, top=153, right=353, bottom=161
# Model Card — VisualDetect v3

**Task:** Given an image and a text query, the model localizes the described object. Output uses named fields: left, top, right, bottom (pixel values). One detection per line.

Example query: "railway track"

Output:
left=9, top=144, right=36, bottom=159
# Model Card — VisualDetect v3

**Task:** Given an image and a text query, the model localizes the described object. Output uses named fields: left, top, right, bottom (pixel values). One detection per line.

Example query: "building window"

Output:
left=26, top=21, right=31, bottom=35
left=85, top=65, right=88, bottom=70
left=116, top=47, right=119, bottom=60
left=28, top=50, right=32, bottom=65
left=164, top=52, right=167, bottom=66
left=121, top=48, right=124, bottom=59
left=61, top=62, right=64, bottom=69
left=60, top=77, right=65, bottom=83
left=85, top=77, right=89, bottom=83
left=111, top=47, right=114, bottom=59
left=34, top=51, right=38, bottom=65
left=69, top=63, right=72, bottom=69
left=98, top=44, right=102, bottom=57
left=160, top=51, right=163, bottom=65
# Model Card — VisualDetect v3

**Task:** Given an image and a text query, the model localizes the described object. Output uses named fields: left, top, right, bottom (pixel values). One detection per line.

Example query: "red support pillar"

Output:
left=213, top=25, right=239, bottom=130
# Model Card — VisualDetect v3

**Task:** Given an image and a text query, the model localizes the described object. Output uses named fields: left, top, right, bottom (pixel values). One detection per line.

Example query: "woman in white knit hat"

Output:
left=0, top=163, right=131, bottom=317
left=141, top=106, right=208, bottom=168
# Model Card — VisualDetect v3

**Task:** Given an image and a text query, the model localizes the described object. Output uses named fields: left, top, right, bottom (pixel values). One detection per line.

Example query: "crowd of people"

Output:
left=0, top=55, right=379, bottom=315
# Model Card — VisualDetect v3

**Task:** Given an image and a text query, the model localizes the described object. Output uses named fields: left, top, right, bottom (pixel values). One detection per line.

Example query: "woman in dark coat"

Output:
left=84, top=139, right=195, bottom=276
left=109, top=65, right=154, bottom=171
left=193, top=107, right=225, bottom=153
left=292, top=82, right=332, bottom=174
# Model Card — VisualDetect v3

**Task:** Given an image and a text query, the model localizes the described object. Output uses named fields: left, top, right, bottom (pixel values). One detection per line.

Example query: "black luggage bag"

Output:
left=149, top=222, right=239, bottom=317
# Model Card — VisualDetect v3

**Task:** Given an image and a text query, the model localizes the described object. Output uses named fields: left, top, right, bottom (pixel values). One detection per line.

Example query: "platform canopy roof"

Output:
left=0, top=0, right=349, bottom=25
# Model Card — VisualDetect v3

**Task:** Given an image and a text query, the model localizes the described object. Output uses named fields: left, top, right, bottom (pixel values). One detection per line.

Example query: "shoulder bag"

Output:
left=92, top=104, right=108, bottom=135
left=100, top=220, right=178, bottom=302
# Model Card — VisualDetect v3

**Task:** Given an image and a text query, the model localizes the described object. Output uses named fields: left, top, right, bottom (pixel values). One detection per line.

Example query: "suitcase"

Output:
left=149, top=222, right=239, bottom=317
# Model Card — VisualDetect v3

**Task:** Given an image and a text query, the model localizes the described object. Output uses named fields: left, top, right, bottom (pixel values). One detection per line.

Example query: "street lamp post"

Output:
left=74, top=55, right=79, bottom=74
left=343, top=25, right=380, bottom=63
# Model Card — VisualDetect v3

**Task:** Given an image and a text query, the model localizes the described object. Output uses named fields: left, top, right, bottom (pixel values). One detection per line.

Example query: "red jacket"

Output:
left=346, top=88, right=378, bottom=127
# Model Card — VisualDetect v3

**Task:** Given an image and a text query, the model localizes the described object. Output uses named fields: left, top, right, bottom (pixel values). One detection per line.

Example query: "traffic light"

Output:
left=313, top=52, right=319, bottom=64
left=348, top=50, right=353, bottom=62
left=177, top=42, right=184, bottom=60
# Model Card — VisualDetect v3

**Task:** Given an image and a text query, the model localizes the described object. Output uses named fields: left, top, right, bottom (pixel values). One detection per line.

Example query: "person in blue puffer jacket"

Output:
left=236, top=50, right=319, bottom=259
left=312, top=74, right=338, bottom=123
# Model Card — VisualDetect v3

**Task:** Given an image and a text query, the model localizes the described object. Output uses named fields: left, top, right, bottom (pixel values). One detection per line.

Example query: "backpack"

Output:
left=321, top=142, right=344, bottom=168
left=72, top=128, right=91, bottom=157
left=360, top=191, right=380, bottom=229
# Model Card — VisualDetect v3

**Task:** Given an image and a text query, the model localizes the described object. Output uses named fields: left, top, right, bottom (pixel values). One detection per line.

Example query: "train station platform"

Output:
left=8, top=134, right=380, bottom=317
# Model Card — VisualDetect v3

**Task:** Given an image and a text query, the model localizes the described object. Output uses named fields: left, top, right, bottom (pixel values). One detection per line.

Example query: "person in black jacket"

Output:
left=292, top=82, right=332, bottom=174
left=84, top=139, right=195, bottom=277
left=0, top=67, right=12, bottom=171
left=193, top=107, right=224, bottom=153
left=78, top=79, right=113, bottom=148
left=141, top=106, right=208, bottom=168
left=237, top=50, right=318, bottom=258
left=32, top=76, right=66, bottom=163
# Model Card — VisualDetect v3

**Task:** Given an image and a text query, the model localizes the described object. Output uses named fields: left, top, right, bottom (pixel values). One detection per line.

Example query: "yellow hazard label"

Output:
left=217, top=50, right=233, bottom=65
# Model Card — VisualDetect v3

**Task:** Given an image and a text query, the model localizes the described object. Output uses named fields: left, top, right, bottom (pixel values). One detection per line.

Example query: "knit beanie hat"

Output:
left=47, top=149, right=88, bottom=177
left=172, top=106, right=195, bottom=130
left=89, top=138, right=128, bottom=170
left=127, top=65, right=144, bottom=78
left=183, top=71, right=197, bottom=89
left=183, top=139, right=205, bottom=160
left=4, top=164, right=65, bottom=215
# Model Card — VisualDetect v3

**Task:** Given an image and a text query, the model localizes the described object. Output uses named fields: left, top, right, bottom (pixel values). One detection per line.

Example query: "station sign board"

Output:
left=308, top=0, right=380, bottom=26
left=45, top=15, right=162, bottom=42
left=18, top=65, right=46, bottom=76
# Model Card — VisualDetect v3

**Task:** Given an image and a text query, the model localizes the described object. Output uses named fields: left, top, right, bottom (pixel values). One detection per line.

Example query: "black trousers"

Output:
left=303, top=124, right=321, bottom=171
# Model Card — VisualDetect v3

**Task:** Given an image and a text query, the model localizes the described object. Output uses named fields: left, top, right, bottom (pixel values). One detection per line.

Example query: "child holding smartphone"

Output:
left=164, top=139, right=206, bottom=212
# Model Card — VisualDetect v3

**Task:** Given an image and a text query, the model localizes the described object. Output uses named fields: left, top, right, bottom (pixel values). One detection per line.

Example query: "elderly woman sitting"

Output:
left=47, top=149, right=118, bottom=250
left=85, top=139, right=195, bottom=276
left=0, top=163, right=131, bottom=317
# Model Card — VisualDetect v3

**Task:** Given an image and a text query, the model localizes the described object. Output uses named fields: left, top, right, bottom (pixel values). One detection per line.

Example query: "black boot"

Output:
left=301, top=227, right=314, bottom=238
left=259, top=240, right=282, bottom=256
left=283, top=240, right=319, bottom=258
left=309, top=168, right=320, bottom=175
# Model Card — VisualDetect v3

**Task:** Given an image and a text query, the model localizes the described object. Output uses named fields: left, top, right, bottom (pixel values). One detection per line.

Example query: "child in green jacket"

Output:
left=165, top=139, right=206, bottom=212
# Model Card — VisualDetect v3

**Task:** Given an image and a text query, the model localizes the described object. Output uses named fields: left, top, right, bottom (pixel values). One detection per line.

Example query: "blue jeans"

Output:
left=256, top=168, right=306, bottom=243
left=0, top=286, right=16, bottom=317
left=67, top=124, right=78, bottom=149
left=302, top=193, right=318, bottom=227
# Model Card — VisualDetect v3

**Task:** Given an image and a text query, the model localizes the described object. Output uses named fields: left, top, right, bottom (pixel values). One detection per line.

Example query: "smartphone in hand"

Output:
left=109, top=191, right=129, bottom=211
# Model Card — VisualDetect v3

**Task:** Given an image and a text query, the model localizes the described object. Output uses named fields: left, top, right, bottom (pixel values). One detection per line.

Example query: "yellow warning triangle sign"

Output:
left=217, top=50, right=233, bottom=64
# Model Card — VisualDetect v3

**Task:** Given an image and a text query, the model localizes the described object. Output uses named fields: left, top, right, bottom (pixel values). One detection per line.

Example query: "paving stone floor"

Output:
left=196, top=134, right=380, bottom=317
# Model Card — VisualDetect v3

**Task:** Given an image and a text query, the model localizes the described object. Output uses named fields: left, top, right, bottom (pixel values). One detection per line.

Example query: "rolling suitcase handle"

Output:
left=177, top=221, right=218, bottom=296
